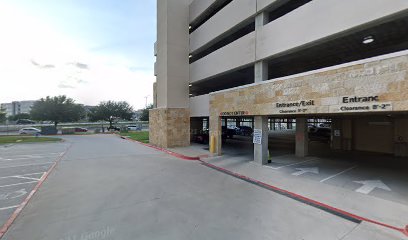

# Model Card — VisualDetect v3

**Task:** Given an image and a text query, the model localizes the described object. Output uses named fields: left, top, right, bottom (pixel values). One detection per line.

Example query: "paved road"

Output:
left=1, top=135, right=403, bottom=239
left=0, top=142, right=69, bottom=228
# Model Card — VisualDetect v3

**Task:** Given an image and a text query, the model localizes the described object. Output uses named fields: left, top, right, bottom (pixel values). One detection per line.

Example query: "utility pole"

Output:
left=144, top=95, right=150, bottom=108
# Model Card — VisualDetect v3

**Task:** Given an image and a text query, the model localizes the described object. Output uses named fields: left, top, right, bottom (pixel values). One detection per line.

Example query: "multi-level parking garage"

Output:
left=150, top=0, right=408, bottom=167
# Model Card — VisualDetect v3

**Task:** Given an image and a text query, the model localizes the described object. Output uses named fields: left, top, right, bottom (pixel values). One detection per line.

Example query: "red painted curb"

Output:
left=197, top=159, right=407, bottom=238
left=0, top=143, right=72, bottom=239
left=118, top=135, right=204, bottom=160
left=119, top=133, right=407, bottom=238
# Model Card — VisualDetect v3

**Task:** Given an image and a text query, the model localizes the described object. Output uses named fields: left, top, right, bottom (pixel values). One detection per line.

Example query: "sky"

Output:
left=0, top=0, right=156, bottom=110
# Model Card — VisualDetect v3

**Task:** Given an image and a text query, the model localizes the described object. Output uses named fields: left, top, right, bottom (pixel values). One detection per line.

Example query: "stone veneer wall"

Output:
left=208, top=54, right=408, bottom=155
left=209, top=54, right=408, bottom=116
left=149, top=108, right=190, bottom=148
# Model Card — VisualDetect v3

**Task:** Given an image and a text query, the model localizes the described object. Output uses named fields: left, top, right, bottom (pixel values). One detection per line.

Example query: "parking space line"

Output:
left=0, top=181, right=38, bottom=188
left=0, top=153, right=63, bottom=161
left=264, top=159, right=317, bottom=170
left=0, top=172, right=45, bottom=180
left=0, top=162, right=54, bottom=169
left=319, top=165, right=358, bottom=183
left=0, top=206, right=18, bottom=211
left=13, top=176, right=41, bottom=181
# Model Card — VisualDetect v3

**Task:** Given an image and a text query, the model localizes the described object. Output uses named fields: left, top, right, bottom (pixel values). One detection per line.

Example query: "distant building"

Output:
left=0, top=100, right=36, bottom=117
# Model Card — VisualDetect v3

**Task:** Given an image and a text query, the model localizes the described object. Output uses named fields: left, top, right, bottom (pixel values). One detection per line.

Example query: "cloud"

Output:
left=67, top=62, right=89, bottom=70
left=30, top=59, right=55, bottom=69
left=58, top=83, right=76, bottom=89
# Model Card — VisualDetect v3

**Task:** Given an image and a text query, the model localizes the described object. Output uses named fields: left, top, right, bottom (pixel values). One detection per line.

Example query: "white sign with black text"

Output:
left=253, top=129, right=262, bottom=145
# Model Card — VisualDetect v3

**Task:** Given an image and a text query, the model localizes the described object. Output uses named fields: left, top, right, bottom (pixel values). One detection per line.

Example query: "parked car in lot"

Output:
left=16, top=119, right=36, bottom=124
left=235, top=126, right=253, bottom=136
left=222, top=126, right=235, bottom=139
left=107, top=125, right=120, bottom=131
left=308, top=127, right=331, bottom=142
left=192, top=129, right=209, bottom=144
left=127, top=125, right=141, bottom=131
left=192, top=128, right=229, bottom=144
left=74, top=127, right=88, bottom=132
left=19, top=127, right=41, bottom=135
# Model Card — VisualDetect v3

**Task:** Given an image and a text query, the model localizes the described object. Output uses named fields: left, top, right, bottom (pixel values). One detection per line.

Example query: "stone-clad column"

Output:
left=209, top=113, right=222, bottom=156
left=150, top=0, right=191, bottom=148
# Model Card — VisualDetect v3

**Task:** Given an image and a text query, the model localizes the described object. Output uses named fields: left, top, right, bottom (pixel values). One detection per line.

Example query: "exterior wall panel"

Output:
left=190, top=0, right=256, bottom=53
left=190, top=32, right=256, bottom=83
left=256, top=0, right=408, bottom=61
left=189, top=0, right=216, bottom=23
left=190, top=94, right=210, bottom=117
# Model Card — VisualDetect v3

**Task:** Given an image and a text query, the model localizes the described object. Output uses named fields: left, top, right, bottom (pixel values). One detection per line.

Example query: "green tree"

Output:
left=139, top=104, right=153, bottom=122
left=89, top=101, right=134, bottom=127
left=30, top=96, right=85, bottom=127
left=7, top=113, right=31, bottom=121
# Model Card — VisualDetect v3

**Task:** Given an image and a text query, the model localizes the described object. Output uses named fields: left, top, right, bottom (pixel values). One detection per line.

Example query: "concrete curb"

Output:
left=0, top=143, right=73, bottom=239
left=197, top=159, right=408, bottom=238
left=118, top=134, right=407, bottom=238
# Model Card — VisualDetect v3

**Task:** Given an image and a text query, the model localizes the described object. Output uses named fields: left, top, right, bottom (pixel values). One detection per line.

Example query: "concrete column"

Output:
left=209, top=115, right=222, bottom=156
left=255, top=12, right=269, bottom=28
left=331, top=118, right=342, bottom=150
left=254, top=116, right=269, bottom=165
left=254, top=12, right=269, bottom=83
left=342, top=119, right=353, bottom=151
left=394, top=118, right=408, bottom=157
left=296, top=118, right=309, bottom=157
left=254, top=61, right=268, bottom=83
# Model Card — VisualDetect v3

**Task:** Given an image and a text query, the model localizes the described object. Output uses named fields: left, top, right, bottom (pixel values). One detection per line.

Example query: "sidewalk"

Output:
left=167, top=144, right=408, bottom=232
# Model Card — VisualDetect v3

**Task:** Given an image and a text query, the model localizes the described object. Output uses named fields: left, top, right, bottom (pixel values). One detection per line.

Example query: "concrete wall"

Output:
left=209, top=54, right=408, bottom=116
left=156, top=0, right=190, bottom=108
left=256, top=0, right=408, bottom=61
left=188, top=0, right=408, bottom=83
left=190, top=94, right=210, bottom=117
left=189, top=0, right=216, bottom=23
left=190, top=32, right=256, bottom=82
left=354, top=118, right=393, bottom=154
left=190, top=0, right=256, bottom=53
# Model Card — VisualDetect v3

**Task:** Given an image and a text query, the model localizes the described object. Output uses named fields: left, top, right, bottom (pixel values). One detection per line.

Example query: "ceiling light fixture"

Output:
left=362, top=36, right=374, bottom=44
left=189, top=84, right=192, bottom=87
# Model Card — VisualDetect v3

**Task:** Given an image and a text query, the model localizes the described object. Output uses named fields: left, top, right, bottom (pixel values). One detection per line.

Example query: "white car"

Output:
left=19, top=127, right=41, bottom=135
left=127, top=125, right=141, bottom=131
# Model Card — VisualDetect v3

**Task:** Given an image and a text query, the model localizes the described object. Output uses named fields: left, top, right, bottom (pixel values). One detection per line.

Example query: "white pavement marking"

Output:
left=0, top=189, right=27, bottom=200
left=291, top=167, right=319, bottom=176
left=13, top=176, right=41, bottom=181
left=0, top=205, right=18, bottom=211
left=319, top=165, right=358, bottom=183
left=0, top=181, right=38, bottom=188
left=0, top=153, right=62, bottom=161
left=354, top=180, right=391, bottom=194
left=0, top=172, right=45, bottom=180
left=0, top=162, right=54, bottom=169
left=264, top=159, right=317, bottom=170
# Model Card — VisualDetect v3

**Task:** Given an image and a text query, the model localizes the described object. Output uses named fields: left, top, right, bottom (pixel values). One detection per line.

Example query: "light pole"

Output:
left=144, top=95, right=150, bottom=108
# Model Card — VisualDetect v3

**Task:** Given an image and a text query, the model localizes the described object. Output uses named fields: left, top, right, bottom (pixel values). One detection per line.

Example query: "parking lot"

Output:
left=218, top=131, right=408, bottom=206
left=0, top=141, right=69, bottom=227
